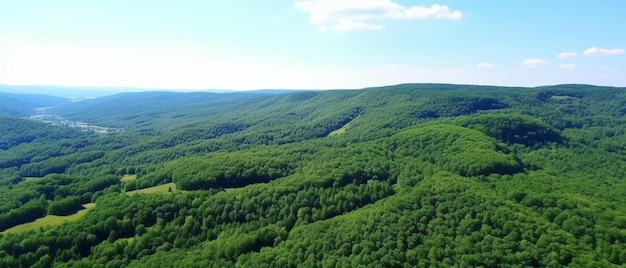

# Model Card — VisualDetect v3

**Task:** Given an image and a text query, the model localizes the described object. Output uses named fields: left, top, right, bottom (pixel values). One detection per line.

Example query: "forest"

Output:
left=0, top=83, right=625, bottom=267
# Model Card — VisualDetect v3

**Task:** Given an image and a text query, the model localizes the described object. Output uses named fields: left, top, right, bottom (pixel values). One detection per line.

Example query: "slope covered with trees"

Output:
left=0, top=92, right=70, bottom=117
left=0, top=84, right=625, bottom=267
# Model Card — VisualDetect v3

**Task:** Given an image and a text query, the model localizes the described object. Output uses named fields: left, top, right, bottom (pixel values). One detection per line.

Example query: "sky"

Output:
left=1, top=0, right=625, bottom=91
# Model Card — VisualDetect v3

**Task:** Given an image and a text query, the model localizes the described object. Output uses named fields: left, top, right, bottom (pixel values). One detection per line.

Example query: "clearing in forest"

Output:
left=2, top=203, right=96, bottom=234
left=327, top=116, right=358, bottom=137
left=550, top=95, right=578, bottom=101
left=121, top=174, right=137, bottom=182
left=126, top=182, right=180, bottom=195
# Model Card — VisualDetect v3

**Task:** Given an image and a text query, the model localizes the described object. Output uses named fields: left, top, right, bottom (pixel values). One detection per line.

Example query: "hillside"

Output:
left=0, top=84, right=625, bottom=267
left=0, top=91, right=71, bottom=117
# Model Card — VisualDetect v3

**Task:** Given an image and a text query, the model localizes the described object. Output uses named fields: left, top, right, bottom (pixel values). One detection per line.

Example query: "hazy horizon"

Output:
left=5, top=81, right=626, bottom=99
left=0, top=84, right=320, bottom=98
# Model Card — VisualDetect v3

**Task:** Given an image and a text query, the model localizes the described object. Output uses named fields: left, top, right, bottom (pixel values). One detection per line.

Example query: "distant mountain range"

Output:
left=0, top=85, right=305, bottom=99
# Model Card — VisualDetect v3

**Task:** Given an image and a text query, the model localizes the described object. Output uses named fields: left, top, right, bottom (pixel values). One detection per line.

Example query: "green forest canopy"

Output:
left=0, top=83, right=625, bottom=267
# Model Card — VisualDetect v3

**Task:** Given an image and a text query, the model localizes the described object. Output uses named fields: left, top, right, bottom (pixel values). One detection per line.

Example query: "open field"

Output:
left=121, top=174, right=137, bottom=182
left=126, top=182, right=180, bottom=195
left=23, top=177, right=44, bottom=181
left=327, top=116, right=358, bottom=137
left=2, top=203, right=96, bottom=234
left=550, top=95, right=578, bottom=101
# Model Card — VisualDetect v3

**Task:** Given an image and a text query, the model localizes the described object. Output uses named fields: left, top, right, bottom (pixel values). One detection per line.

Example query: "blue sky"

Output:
left=1, top=0, right=625, bottom=90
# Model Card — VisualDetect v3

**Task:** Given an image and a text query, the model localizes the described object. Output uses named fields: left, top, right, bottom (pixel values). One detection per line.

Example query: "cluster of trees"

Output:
left=0, top=197, right=47, bottom=232
left=411, top=96, right=508, bottom=119
left=170, top=150, right=296, bottom=190
left=0, top=173, right=120, bottom=232
left=0, top=162, right=396, bottom=267
left=47, top=196, right=82, bottom=216
left=0, top=116, right=88, bottom=150
left=0, top=84, right=625, bottom=266
left=452, top=113, right=563, bottom=147
left=391, top=124, right=522, bottom=177
left=19, top=151, right=105, bottom=177
left=237, top=174, right=597, bottom=267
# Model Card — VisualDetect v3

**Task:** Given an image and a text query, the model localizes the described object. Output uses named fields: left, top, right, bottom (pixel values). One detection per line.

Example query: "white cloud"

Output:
left=557, top=52, right=577, bottom=58
left=559, top=63, right=576, bottom=69
left=476, top=62, right=493, bottom=69
left=294, top=0, right=462, bottom=31
left=583, top=47, right=624, bottom=56
left=523, top=58, right=548, bottom=68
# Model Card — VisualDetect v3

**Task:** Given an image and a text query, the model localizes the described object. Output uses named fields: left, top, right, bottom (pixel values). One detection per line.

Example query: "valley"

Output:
left=30, top=107, right=122, bottom=134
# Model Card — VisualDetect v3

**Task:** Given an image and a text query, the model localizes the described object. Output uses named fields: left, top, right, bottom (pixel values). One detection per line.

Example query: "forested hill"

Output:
left=53, top=83, right=626, bottom=141
left=0, top=91, right=70, bottom=117
left=1, top=83, right=626, bottom=267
